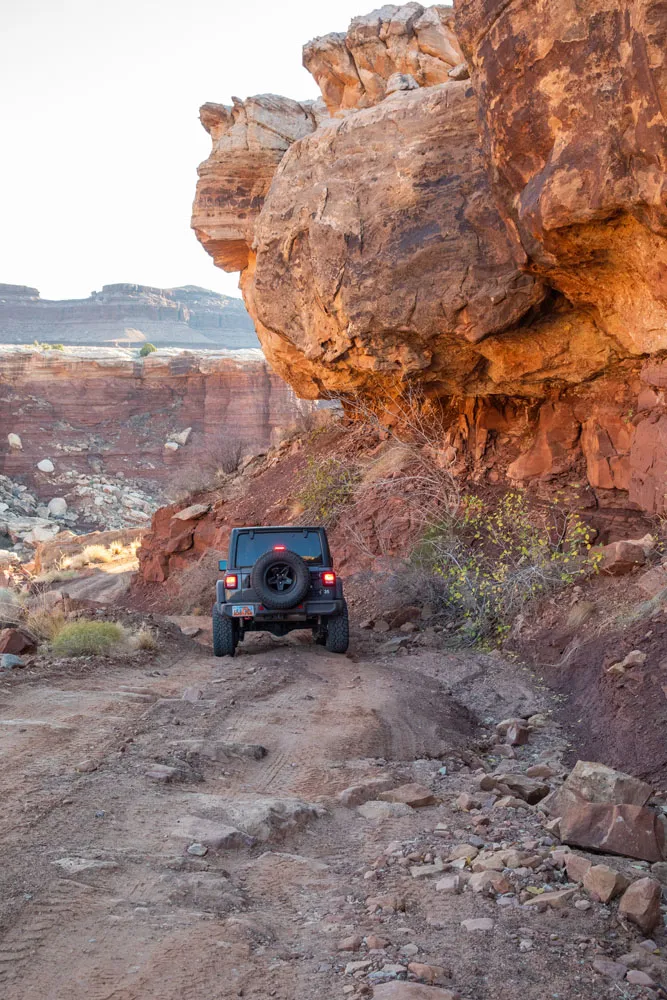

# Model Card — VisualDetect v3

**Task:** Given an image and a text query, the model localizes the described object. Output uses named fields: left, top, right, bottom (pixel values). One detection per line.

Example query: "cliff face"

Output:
left=0, top=283, right=258, bottom=349
left=0, top=347, right=305, bottom=494
left=192, top=2, right=667, bottom=513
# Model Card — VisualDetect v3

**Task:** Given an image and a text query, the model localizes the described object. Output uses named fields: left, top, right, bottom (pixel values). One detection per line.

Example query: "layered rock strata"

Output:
left=0, top=347, right=307, bottom=494
left=0, top=283, right=258, bottom=349
left=192, top=2, right=667, bottom=513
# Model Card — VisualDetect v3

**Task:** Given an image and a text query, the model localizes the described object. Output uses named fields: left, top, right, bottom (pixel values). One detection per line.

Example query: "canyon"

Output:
left=192, top=0, right=667, bottom=517
left=0, top=346, right=308, bottom=533
left=0, top=283, right=258, bottom=350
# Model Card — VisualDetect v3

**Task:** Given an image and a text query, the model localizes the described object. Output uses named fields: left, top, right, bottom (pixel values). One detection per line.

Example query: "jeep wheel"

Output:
left=212, top=607, right=237, bottom=657
left=250, top=549, right=310, bottom=609
left=325, top=603, right=349, bottom=654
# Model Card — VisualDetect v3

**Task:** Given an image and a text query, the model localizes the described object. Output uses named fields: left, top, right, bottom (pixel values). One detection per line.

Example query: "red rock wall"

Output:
left=0, top=349, right=305, bottom=494
left=189, top=2, right=667, bottom=516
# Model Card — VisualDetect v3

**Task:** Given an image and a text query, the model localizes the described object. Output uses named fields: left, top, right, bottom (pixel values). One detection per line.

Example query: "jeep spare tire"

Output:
left=250, top=549, right=310, bottom=609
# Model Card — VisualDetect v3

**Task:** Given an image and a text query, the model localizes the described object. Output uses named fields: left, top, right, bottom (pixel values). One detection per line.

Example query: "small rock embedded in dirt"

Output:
left=75, top=759, right=98, bottom=773
left=435, top=874, right=461, bottom=894
left=411, top=863, right=444, bottom=878
left=454, top=792, right=480, bottom=811
left=379, top=783, right=435, bottom=807
left=607, top=649, right=647, bottom=675
left=582, top=864, right=629, bottom=902
left=182, top=686, right=204, bottom=702
left=461, top=918, right=495, bottom=932
left=523, top=888, right=575, bottom=909
left=526, top=764, right=556, bottom=779
left=180, top=626, right=201, bottom=638
left=1, top=653, right=24, bottom=670
left=618, top=877, right=663, bottom=933
left=407, top=963, right=448, bottom=984
left=170, top=816, right=249, bottom=850
left=447, top=844, right=479, bottom=862
left=493, top=772, right=550, bottom=804
left=53, top=857, right=118, bottom=874
left=0, top=628, right=35, bottom=655
left=365, top=934, right=389, bottom=949
left=358, top=800, right=414, bottom=821
left=338, top=777, right=397, bottom=807
left=593, top=958, right=629, bottom=981
left=600, top=539, right=648, bottom=575
left=187, top=843, right=208, bottom=856
left=344, top=959, right=372, bottom=974
left=171, top=503, right=210, bottom=521
left=338, top=935, right=363, bottom=952
left=145, top=764, right=180, bottom=782
left=626, top=970, right=655, bottom=986
left=565, top=854, right=592, bottom=883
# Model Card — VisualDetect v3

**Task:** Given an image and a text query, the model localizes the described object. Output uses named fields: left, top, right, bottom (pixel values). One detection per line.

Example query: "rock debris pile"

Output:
left=0, top=471, right=157, bottom=560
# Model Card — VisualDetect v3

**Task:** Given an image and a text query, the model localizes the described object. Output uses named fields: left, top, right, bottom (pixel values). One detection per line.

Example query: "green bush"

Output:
left=139, top=342, right=157, bottom=357
left=411, top=490, right=599, bottom=645
left=51, top=621, right=126, bottom=657
left=32, top=340, right=64, bottom=351
left=296, top=457, right=360, bottom=526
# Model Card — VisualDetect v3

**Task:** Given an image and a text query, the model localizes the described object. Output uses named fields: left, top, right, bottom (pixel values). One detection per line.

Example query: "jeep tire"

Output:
left=325, top=601, right=349, bottom=654
left=250, top=549, right=311, bottom=610
left=212, top=607, right=237, bottom=657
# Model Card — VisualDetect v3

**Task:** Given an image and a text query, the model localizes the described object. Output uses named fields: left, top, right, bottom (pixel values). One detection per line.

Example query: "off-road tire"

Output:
left=325, top=602, right=349, bottom=654
left=251, top=549, right=310, bottom=610
left=212, top=607, right=237, bottom=657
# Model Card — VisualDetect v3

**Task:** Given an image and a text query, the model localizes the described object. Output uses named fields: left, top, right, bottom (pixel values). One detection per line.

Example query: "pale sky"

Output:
left=1, top=0, right=367, bottom=301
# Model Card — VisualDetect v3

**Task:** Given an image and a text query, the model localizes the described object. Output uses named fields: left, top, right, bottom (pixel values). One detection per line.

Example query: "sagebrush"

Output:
left=51, top=621, right=126, bottom=656
left=296, top=457, right=360, bottom=527
left=403, top=490, right=599, bottom=645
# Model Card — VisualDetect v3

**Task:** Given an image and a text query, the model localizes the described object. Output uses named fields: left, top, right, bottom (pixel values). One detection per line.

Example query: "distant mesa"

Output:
left=0, top=282, right=259, bottom=350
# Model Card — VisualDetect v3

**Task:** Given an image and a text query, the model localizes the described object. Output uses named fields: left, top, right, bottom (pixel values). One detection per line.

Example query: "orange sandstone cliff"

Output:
left=191, top=1, right=667, bottom=516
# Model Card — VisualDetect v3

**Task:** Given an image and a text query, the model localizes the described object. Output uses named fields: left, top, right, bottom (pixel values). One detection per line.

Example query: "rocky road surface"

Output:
left=0, top=631, right=665, bottom=1000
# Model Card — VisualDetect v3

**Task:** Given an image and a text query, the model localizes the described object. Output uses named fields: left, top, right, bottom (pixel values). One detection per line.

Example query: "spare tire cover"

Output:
left=250, top=549, right=311, bottom=609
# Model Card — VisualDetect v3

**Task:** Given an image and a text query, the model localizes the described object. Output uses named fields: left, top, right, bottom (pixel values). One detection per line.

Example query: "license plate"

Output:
left=232, top=604, right=254, bottom=618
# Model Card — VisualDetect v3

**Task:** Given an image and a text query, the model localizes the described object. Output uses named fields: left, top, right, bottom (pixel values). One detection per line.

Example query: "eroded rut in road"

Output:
left=0, top=635, right=656, bottom=1000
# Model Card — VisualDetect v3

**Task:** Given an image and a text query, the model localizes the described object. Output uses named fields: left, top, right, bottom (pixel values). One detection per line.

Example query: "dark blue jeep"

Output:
left=212, top=525, right=349, bottom=657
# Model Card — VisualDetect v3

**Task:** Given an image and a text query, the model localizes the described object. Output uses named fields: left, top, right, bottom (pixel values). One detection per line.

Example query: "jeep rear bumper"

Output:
left=216, top=599, right=345, bottom=621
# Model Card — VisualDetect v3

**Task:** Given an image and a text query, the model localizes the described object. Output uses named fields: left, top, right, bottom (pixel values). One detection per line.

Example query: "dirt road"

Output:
left=0, top=631, right=657, bottom=999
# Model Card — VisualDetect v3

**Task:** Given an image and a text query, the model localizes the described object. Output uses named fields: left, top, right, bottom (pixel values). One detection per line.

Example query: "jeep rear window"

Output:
left=235, top=530, right=324, bottom=566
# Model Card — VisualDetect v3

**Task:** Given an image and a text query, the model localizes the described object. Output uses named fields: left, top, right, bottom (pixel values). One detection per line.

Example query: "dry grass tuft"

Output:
left=51, top=620, right=127, bottom=657
left=132, top=626, right=158, bottom=651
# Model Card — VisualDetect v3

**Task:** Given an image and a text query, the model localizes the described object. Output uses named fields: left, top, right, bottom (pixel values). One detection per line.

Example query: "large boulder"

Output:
left=453, top=0, right=667, bottom=359
left=546, top=761, right=664, bottom=863
left=243, top=80, right=546, bottom=400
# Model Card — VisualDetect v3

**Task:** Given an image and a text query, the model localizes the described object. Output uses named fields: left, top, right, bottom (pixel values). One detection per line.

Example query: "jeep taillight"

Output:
left=224, top=574, right=238, bottom=589
left=321, top=571, right=336, bottom=586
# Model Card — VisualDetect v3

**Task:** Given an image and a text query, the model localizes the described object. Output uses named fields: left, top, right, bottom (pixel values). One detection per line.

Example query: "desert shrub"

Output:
left=33, top=340, right=64, bottom=351
left=80, top=544, right=114, bottom=564
left=133, top=626, right=158, bottom=651
left=24, top=605, right=67, bottom=641
left=33, top=568, right=77, bottom=585
left=139, top=342, right=157, bottom=357
left=405, top=490, right=599, bottom=645
left=296, top=457, right=360, bottom=527
left=51, top=620, right=126, bottom=657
